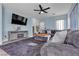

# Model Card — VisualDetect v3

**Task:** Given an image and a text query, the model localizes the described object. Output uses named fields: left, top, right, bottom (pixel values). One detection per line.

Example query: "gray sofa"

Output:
left=40, top=30, right=79, bottom=56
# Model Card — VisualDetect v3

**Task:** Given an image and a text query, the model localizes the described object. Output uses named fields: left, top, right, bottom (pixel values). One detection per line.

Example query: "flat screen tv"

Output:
left=11, top=13, right=28, bottom=26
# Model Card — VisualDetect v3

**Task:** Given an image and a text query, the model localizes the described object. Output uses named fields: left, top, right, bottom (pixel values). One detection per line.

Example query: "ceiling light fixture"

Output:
left=41, top=11, right=44, bottom=14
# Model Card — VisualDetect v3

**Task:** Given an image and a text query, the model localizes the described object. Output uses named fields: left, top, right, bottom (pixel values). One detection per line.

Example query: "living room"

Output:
left=0, top=3, right=73, bottom=42
left=0, top=3, right=79, bottom=56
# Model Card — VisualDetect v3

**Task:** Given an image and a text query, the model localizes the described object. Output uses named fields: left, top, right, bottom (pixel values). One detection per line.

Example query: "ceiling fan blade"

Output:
left=34, top=9, right=40, bottom=11
left=39, top=11, right=41, bottom=14
left=44, top=7, right=50, bottom=10
left=43, top=10, right=48, bottom=13
left=39, top=4, right=42, bottom=10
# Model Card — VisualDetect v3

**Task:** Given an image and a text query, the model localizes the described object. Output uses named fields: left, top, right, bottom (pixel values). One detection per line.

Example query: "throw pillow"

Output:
left=49, top=30, right=67, bottom=44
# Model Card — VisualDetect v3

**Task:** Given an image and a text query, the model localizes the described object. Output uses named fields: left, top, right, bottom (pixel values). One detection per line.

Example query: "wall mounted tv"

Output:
left=11, top=13, right=28, bottom=26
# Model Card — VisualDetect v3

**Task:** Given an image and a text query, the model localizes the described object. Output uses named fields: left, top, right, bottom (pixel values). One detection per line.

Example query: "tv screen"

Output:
left=11, top=13, right=28, bottom=26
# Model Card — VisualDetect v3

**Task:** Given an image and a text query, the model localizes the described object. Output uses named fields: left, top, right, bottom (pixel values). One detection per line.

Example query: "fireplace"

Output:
left=17, top=34, right=24, bottom=38
left=8, top=31, right=28, bottom=41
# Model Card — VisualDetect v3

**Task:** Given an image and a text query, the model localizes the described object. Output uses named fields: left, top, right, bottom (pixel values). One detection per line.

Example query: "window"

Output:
left=56, top=20, right=64, bottom=30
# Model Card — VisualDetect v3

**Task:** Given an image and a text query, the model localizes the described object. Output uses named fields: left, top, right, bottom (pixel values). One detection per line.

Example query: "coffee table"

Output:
left=33, top=33, right=51, bottom=42
left=32, top=36, right=47, bottom=44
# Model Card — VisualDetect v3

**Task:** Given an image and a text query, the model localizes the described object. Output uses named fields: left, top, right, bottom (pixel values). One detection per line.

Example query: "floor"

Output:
left=0, top=48, right=9, bottom=56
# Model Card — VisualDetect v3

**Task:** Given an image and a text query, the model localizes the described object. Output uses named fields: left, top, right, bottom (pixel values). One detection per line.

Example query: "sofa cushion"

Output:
left=65, top=30, right=79, bottom=48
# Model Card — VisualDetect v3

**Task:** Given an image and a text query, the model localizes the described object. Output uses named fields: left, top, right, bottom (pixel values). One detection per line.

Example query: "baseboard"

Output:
left=2, top=37, right=31, bottom=45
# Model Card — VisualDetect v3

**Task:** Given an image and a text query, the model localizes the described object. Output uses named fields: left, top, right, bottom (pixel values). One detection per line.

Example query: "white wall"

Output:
left=0, top=4, right=2, bottom=45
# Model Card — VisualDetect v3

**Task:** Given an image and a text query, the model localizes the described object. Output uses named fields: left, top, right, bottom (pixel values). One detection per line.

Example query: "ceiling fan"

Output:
left=34, top=4, right=50, bottom=14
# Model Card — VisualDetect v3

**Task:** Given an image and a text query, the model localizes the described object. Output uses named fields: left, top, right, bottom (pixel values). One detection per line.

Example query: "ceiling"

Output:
left=3, top=3, right=73, bottom=19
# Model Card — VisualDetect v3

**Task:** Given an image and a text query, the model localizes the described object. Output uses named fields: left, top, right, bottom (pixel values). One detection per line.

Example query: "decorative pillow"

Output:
left=44, top=30, right=56, bottom=39
left=50, top=30, right=56, bottom=38
left=49, top=30, right=67, bottom=44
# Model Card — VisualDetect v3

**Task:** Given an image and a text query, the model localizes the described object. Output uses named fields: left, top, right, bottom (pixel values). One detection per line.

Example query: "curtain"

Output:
left=70, top=4, right=78, bottom=30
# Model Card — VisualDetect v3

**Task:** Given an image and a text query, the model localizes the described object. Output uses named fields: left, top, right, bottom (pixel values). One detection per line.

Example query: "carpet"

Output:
left=0, top=38, right=43, bottom=56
